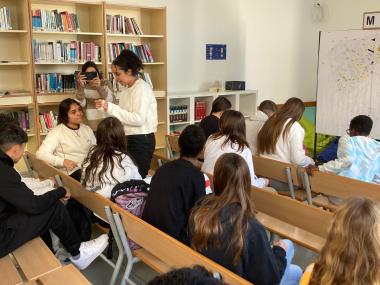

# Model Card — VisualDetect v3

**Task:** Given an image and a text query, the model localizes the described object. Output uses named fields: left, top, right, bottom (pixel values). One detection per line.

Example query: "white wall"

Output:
left=102, top=0, right=380, bottom=103
left=106, top=0, right=245, bottom=93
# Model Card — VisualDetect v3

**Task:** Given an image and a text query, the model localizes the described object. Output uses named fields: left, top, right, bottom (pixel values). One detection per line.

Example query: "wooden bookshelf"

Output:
left=0, top=0, right=168, bottom=171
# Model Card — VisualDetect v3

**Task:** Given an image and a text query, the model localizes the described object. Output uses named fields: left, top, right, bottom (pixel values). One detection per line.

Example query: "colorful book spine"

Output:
left=106, top=15, right=143, bottom=35
left=32, top=9, right=80, bottom=32
left=35, top=73, right=76, bottom=93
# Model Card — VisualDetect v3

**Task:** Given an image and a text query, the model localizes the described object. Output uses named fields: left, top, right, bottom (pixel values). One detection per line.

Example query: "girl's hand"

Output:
left=95, top=99, right=108, bottom=112
left=273, top=240, right=288, bottom=251
left=63, top=159, right=78, bottom=171
left=77, top=73, right=87, bottom=86
left=89, top=76, right=101, bottom=88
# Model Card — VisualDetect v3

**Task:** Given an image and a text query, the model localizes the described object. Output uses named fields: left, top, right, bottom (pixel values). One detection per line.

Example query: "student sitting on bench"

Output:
left=0, top=120, right=108, bottom=270
left=142, top=125, right=211, bottom=245
left=311, top=115, right=380, bottom=184
left=81, top=117, right=141, bottom=199
left=190, top=153, right=302, bottom=285
left=300, top=197, right=380, bottom=285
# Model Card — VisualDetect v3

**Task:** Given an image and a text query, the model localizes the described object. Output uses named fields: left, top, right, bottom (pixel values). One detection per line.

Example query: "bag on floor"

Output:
left=111, top=179, right=149, bottom=250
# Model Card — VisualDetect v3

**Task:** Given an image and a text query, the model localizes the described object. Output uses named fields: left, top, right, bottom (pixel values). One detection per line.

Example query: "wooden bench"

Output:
left=252, top=155, right=312, bottom=203
left=0, top=237, right=61, bottom=285
left=25, top=152, right=250, bottom=284
left=25, top=264, right=91, bottom=285
left=308, top=170, right=380, bottom=210
left=207, top=172, right=331, bottom=252
left=165, top=134, right=180, bottom=159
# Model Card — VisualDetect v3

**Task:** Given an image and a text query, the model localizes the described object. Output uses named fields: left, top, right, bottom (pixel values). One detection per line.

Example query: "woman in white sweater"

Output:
left=201, top=110, right=268, bottom=188
left=81, top=117, right=141, bottom=199
left=257, top=97, right=314, bottom=167
left=95, top=50, right=157, bottom=178
left=36, top=98, right=96, bottom=181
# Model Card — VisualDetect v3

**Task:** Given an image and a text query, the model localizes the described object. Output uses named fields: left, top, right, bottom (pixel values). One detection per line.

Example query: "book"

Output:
left=106, top=14, right=143, bottom=35
left=33, top=40, right=101, bottom=63
left=0, top=111, right=30, bottom=131
left=0, top=7, right=12, bottom=30
left=39, top=111, right=58, bottom=133
left=35, top=73, right=76, bottom=93
left=195, top=101, right=207, bottom=121
left=32, top=9, right=80, bottom=32
left=108, top=43, right=154, bottom=63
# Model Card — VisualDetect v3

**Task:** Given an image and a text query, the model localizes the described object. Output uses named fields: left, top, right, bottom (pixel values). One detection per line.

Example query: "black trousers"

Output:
left=0, top=202, right=81, bottom=258
left=127, top=133, right=155, bottom=178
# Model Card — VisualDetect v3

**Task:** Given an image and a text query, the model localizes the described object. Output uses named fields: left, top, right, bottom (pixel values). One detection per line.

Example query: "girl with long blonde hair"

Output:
left=300, top=197, right=380, bottom=285
left=190, top=153, right=302, bottom=285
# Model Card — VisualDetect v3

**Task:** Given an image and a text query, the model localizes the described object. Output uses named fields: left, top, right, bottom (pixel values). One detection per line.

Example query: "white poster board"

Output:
left=316, top=30, right=380, bottom=139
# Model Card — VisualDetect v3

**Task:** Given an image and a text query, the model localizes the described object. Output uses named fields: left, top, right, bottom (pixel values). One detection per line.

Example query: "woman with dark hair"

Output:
left=257, top=97, right=313, bottom=167
left=36, top=98, right=96, bottom=181
left=76, top=61, right=114, bottom=130
left=190, top=153, right=302, bottom=285
left=201, top=110, right=268, bottom=187
left=95, top=50, right=157, bottom=178
left=199, top=96, right=232, bottom=138
left=81, top=117, right=141, bottom=198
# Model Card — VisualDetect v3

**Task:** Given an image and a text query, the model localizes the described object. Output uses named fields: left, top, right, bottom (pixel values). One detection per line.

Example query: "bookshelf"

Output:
left=0, top=0, right=168, bottom=173
left=167, top=91, right=258, bottom=134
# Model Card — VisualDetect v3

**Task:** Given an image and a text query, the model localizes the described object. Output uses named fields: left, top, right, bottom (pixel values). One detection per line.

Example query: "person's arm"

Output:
left=106, top=85, right=152, bottom=127
left=36, top=128, right=65, bottom=167
left=245, top=148, right=268, bottom=188
left=0, top=171, right=66, bottom=215
left=289, top=124, right=314, bottom=167
left=319, top=135, right=353, bottom=174
left=244, top=221, right=287, bottom=285
left=76, top=73, right=87, bottom=107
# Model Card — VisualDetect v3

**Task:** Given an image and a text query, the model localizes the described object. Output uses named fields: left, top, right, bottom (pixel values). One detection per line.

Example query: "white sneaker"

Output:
left=70, top=234, right=109, bottom=270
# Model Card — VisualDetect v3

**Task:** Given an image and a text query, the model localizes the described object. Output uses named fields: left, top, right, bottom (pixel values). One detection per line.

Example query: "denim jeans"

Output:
left=279, top=239, right=303, bottom=285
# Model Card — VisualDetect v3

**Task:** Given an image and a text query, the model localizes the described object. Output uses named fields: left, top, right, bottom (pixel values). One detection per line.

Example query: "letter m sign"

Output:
left=363, top=12, right=380, bottom=29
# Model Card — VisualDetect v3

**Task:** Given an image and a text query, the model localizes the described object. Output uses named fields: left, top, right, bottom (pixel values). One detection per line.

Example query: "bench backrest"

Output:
left=165, top=134, right=180, bottom=159
left=308, top=171, right=380, bottom=202
left=111, top=204, right=252, bottom=285
left=252, top=155, right=302, bottom=187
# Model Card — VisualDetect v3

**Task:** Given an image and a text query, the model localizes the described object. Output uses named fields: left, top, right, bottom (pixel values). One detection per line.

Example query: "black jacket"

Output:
left=0, top=150, right=66, bottom=250
left=190, top=204, right=287, bottom=285
left=142, top=159, right=206, bottom=244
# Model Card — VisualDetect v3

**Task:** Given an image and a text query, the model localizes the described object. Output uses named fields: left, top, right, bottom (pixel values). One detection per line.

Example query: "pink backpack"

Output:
left=111, top=180, right=149, bottom=250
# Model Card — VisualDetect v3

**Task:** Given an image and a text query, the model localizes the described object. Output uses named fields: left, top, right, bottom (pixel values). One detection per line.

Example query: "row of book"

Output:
left=0, top=7, right=12, bottom=30
left=108, top=72, right=153, bottom=92
left=33, top=40, right=101, bottom=63
left=169, top=105, right=188, bottom=123
left=194, top=101, right=207, bottom=121
left=108, top=43, right=154, bottom=63
left=36, top=73, right=76, bottom=94
left=106, top=15, right=142, bottom=35
left=32, top=9, right=80, bottom=32
left=1, top=111, right=30, bottom=131
left=39, top=111, right=58, bottom=133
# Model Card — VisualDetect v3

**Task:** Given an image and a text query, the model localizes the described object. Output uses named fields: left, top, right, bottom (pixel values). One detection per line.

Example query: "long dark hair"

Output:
left=190, top=153, right=255, bottom=265
left=211, top=110, right=249, bottom=152
left=57, top=98, right=82, bottom=125
left=81, top=117, right=132, bottom=188
left=257, top=97, right=305, bottom=155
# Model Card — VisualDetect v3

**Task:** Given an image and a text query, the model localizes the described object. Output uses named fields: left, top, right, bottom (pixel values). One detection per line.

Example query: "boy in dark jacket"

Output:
left=0, top=115, right=107, bottom=270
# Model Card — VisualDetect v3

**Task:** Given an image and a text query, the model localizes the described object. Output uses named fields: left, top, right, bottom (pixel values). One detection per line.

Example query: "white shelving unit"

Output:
left=167, top=90, right=258, bottom=133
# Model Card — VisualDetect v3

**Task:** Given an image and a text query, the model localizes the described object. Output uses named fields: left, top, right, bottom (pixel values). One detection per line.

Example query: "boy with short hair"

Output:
left=315, top=115, right=380, bottom=183
left=247, top=100, right=277, bottom=154
left=0, top=118, right=108, bottom=269
left=142, top=125, right=211, bottom=245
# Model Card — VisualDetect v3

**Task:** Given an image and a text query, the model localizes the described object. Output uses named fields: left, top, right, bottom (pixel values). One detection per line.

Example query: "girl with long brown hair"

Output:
left=81, top=117, right=141, bottom=198
left=191, top=153, right=302, bottom=285
left=300, top=197, right=380, bottom=285
left=257, top=97, right=313, bottom=167
left=201, top=110, right=268, bottom=188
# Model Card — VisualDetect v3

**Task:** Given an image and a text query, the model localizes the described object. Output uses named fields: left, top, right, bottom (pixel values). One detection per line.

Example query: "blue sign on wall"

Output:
left=206, top=44, right=227, bottom=60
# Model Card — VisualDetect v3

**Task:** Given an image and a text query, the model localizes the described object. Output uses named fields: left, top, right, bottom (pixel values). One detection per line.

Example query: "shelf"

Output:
left=0, top=62, right=29, bottom=66
left=0, top=103, right=32, bottom=109
left=0, top=29, right=28, bottom=33
left=33, top=31, right=103, bottom=36
left=27, top=132, right=36, bottom=137
left=0, top=91, right=32, bottom=97
left=37, top=92, right=76, bottom=96
left=108, top=62, right=165, bottom=65
left=194, top=120, right=201, bottom=123
left=158, top=121, right=165, bottom=125
left=169, top=121, right=190, bottom=126
left=34, top=62, right=102, bottom=65
left=107, top=33, right=164, bottom=38
left=155, top=145, right=166, bottom=150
